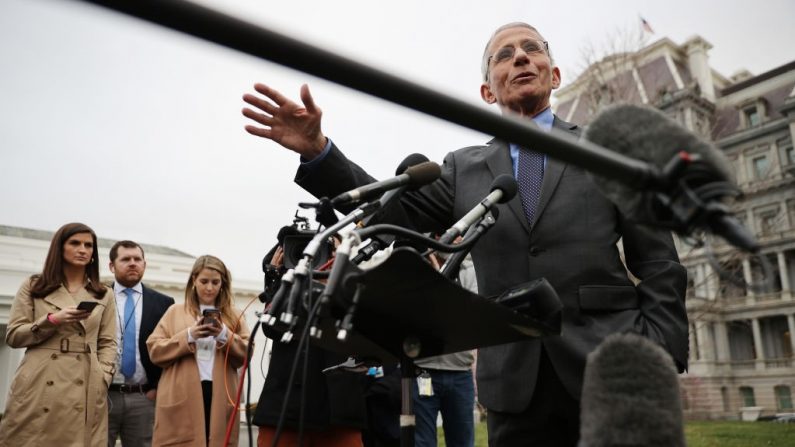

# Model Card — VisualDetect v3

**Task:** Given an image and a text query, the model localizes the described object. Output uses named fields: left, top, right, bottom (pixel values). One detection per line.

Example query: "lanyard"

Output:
left=117, top=291, right=141, bottom=349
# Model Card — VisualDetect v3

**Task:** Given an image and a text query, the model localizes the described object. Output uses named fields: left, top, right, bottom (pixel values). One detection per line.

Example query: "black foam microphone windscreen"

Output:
left=583, top=104, right=734, bottom=224
left=579, top=333, right=685, bottom=447
left=491, top=173, right=518, bottom=203
left=403, top=161, right=442, bottom=189
left=395, top=153, right=429, bottom=175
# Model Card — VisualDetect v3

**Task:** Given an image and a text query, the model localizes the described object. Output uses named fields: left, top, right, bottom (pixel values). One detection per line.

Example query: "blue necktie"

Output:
left=517, top=148, right=545, bottom=225
left=121, top=288, right=136, bottom=379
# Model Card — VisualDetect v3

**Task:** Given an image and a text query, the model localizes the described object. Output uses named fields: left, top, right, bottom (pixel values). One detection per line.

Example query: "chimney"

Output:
left=683, top=36, right=715, bottom=102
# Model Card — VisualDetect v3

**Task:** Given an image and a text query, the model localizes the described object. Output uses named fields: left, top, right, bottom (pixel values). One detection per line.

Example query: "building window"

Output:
left=775, top=385, right=793, bottom=410
left=744, top=107, right=761, bottom=127
left=755, top=206, right=782, bottom=236
left=760, top=316, right=790, bottom=359
left=788, top=199, right=795, bottom=230
left=752, top=155, right=769, bottom=180
left=728, top=321, right=756, bottom=361
left=719, top=259, right=746, bottom=298
left=739, top=386, right=756, bottom=407
left=686, top=267, right=697, bottom=296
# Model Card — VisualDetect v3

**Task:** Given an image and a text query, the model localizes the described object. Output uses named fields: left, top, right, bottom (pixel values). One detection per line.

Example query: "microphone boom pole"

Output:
left=69, top=0, right=659, bottom=190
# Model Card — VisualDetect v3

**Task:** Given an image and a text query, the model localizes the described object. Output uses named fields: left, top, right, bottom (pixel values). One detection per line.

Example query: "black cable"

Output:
left=297, top=314, right=311, bottom=447
left=296, top=262, right=316, bottom=447
left=356, top=224, right=481, bottom=253
left=245, top=319, right=261, bottom=447
left=269, top=290, right=325, bottom=447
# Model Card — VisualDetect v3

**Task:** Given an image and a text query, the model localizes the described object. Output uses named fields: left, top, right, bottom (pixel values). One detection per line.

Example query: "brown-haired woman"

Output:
left=147, top=255, right=250, bottom=447
left=0, top=222, right=117, bottom=447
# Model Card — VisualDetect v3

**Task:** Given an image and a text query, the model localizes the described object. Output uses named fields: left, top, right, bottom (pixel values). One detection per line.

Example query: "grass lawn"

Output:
left=437, top=420, right=795, bottom=446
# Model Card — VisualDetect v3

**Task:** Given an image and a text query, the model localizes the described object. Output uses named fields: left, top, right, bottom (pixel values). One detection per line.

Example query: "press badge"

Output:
left=417, top=372, right=433, bottom=397
left=196, top=338, right=214, bottom=362
left=112, top=348, right=125, bottom=384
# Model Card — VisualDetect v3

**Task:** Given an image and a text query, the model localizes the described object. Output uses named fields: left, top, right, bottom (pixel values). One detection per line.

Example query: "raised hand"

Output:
left=242, top=83, right=327, bottom=160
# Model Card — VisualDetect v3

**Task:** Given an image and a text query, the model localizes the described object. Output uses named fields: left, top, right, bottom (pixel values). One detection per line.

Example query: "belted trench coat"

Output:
left=0, top=278, right=117, bottom=447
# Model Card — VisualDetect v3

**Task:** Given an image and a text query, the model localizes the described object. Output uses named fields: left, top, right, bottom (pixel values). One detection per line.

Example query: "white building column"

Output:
left=751, top=318, right=766, bottom=370
left=704, top=262, right=719, bottom=299
left=689, top=323, right=699, bottom=362
left=695, top=263, right=707, bottom=298
left=736, top=152, right=748, bottom=186
left=713, top=321, right=731, bottom=362
left=743, top=259, right=755, bottom=304
left=788, top=315, right=795, bottom=365
left=696, top=322, right=715, bottom=362
left=778, top=251, right=792, bottom=300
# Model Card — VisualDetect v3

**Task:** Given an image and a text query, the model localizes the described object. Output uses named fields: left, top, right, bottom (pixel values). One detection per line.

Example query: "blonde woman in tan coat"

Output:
left=147, top=255, right=250, bottom=447
left=0, top=222, right=117, bottom=447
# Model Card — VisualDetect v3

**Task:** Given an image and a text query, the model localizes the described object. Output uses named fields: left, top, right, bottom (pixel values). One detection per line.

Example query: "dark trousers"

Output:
left=486, top=349, right=580, bottom=447
left=201, top=380, right=212, bottom=445
left=413, top=369, right=475, bottom=447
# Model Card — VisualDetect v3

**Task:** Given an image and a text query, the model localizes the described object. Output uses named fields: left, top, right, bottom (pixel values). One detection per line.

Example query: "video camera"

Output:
left=261, top=212, right=334, bottom=303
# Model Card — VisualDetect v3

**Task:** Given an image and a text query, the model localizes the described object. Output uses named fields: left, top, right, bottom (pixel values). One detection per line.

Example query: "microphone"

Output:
left=352, top=153, right=431, bottom=264
left=438, top=174, right=517, bottom=244
left=331, top=161, right=441, bottom=206
left=439, top=208, right=499, bottom=279
left=579, top=332, right=685, bottom=447
left=583, top=104, right=758, bottom=252
left=373, top=153, right=431, bottom=211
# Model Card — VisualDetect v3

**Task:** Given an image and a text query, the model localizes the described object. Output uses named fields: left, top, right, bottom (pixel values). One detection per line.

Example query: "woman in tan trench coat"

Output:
left=147, top=255, right=250, bottom=447
left=0, top=222, right=117, bottom=447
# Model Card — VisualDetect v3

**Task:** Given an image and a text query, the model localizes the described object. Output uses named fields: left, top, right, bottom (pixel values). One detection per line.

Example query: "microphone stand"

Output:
left=439, top=210, right=498, bottom=279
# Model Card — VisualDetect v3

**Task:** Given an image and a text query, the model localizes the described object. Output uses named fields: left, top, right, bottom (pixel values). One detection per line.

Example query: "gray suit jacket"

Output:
left=296, top=117, right=687, bottom=412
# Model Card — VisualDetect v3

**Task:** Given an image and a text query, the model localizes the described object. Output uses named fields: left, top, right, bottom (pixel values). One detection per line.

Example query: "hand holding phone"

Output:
left=76, top=301, right=99, bottom=313
left=201, top=308, right=222, bottom=328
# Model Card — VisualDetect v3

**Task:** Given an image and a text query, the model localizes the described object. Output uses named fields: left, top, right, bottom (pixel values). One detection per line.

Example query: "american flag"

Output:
left=640, top=17, right=655, bottom=34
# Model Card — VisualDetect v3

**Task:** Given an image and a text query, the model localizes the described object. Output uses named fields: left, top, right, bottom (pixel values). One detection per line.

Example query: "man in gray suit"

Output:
left=242, top=22, right=687, bottom=447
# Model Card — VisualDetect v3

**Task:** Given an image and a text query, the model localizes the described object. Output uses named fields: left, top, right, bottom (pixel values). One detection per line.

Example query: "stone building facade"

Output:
left=554, top=36, right=795, bottom=419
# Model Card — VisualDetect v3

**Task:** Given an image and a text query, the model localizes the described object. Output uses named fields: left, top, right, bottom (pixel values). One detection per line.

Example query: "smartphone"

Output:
left=201, top=308, right=221, bottom=327
left=76, top=301, right=99, bottom=312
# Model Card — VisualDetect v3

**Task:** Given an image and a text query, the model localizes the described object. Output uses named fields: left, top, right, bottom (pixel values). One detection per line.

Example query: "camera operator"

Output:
left=253, top=236, right=369, bottom=447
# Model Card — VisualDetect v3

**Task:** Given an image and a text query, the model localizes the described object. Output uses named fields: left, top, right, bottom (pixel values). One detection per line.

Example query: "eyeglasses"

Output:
left=488, top=40, right=549, bottom=67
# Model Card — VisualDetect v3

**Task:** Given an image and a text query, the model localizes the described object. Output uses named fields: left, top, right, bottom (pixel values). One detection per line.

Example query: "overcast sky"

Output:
left=1, top=0, right=794, bottom=283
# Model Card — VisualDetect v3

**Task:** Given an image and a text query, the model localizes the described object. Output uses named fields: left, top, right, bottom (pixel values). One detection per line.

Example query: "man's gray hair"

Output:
left=481, top=22, right=554, bottom=82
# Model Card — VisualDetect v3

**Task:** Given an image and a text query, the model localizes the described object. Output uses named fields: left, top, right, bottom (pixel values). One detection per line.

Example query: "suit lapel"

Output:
left=532, top=157, right=565, bottom=228
left=485, top=140, right=530, bottom=235
left=140, top=285, right=154, bottom=330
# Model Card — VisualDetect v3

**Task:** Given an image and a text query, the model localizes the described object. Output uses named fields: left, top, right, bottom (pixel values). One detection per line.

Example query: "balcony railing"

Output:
left=755, top=291, right=785, bottom=303
left=729, top=359, right=757, bottom=370
left=764, top=357, right=794, bottom=369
